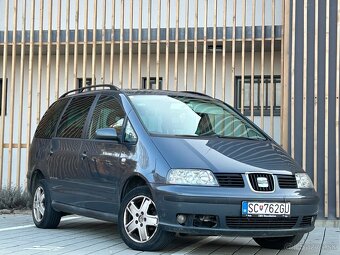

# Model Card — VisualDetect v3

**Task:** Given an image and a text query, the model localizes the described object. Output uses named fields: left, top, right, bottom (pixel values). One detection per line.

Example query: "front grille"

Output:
left=215, top=173, right=244, bottom=187
left=247, top=173, right=274, bottom=192
left=277, top=175, right=297, bottom=189
left=300, top=215, right=315, bottom=227
left=226, top=217, right=298, bottom=229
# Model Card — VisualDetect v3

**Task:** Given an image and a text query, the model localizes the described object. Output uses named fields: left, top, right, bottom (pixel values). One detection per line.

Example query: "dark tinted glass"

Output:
left=56, top=96, right=95, bottom=138
left=89, top=96, right=125, bottom=139
left=35, top=99, right=68, bottom=138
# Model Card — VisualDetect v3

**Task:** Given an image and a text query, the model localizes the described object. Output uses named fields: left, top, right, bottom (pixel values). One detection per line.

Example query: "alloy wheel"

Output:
left=123, top=195, right=159, bottom=243
left=33, top=186, right=45, bottom=222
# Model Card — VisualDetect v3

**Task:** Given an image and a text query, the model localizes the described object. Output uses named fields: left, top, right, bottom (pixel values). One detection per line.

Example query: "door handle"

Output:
left=81, top=151, right=87, bottom=160
left=49, top=149, right=53, bottom=156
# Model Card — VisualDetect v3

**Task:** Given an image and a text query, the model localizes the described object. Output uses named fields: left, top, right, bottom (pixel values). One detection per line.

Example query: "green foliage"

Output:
left=0, top=187, right=32, bottom=210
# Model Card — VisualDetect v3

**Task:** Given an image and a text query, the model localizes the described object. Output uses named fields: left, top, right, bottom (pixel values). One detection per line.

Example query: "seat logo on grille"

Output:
left=257, top=177, right=269, bottom=188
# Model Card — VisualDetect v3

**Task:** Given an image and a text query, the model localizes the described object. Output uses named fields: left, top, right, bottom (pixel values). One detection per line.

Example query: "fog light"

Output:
left=177, top=214, right=187, bottom=225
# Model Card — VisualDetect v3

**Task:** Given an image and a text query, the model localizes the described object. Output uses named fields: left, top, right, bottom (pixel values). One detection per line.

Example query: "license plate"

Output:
left=242, top=201, right=291, bottom=217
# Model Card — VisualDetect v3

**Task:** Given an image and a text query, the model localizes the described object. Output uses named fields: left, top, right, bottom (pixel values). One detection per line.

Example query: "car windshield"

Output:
left=129, top=95, right=266, bottom=140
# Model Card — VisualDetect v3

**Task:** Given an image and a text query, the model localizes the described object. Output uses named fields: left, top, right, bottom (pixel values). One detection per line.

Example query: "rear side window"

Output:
left=88, top=96, right=125, bottom=139
left=35, top=99, right=68, bottom=139
left=56, top=96, right=95, bottom=138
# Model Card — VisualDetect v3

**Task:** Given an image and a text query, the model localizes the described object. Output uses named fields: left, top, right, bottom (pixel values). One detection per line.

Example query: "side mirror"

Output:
left=95, top=128, right=118, bottom=140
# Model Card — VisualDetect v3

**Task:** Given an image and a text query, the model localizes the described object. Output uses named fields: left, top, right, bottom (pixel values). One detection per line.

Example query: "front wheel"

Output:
left=253, top=234, right=304, bottom=249
left=118, top=186, right=174, bottom=251
left=32, top=180, right=61, bottom=229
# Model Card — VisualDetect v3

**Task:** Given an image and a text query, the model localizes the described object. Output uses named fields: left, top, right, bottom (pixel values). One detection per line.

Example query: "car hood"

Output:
left=151, top=136, right=302, bottom=174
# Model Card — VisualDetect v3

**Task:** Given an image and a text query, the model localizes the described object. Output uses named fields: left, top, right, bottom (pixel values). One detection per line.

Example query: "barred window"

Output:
left=35, top=99, right=68, bottom=138
left=89, top=96, right=125, bottom=139
left=235, top=75, right=281, bottom=116
left=56, top=96, right=95, bottom=138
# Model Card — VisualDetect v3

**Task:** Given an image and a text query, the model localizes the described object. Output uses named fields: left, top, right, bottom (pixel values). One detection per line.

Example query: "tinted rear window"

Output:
left=56, top=96, right=95, bottom=138
left=35, top=99, right=68, bottom=139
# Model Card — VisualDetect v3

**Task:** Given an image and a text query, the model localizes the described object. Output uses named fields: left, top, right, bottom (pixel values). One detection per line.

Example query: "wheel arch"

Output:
left=120, top=174, right=150, bottom=202
left=29, top=169, right=45, bottom=195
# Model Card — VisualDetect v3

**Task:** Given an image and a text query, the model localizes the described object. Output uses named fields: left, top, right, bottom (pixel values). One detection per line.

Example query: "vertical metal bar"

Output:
left=65, top=0, right=70, bottom=92
left=16, top=0, right=26, bottom=188
left=46, top=0, right=53, bottom=108
left=7, top=0, right=18, bottom=188
left=222, top=0, right=227, bottom=102
left=137, top=0, right=142, bottom=89
left=313, top=0, right=318, bottom=190
left=110, top=0, right=116, bottom=84
left=73, top=0, right=80, bottom=89
left=0, top=0, right=9, bottom=189
left=26, top=0, right=36, bottom=188
left=324, top=0, right=330, bottom=218
left=241, top=0, right=246, bottom=113
left=174, top=0, right=179, bottom=91
left=119, top=0, right=124, bottom=88
left=280, top=0, right=285, bottom=146
left=231, top=0, right=236, bottom=106
left=250, top=0, right=255, bottom=121
left=260, top=0, right=265, bottom=129
left=101, top=0, right=106, bottom=83
left=82, top=0, right=89, bottom=87
left=302, top=0, right=308, bottom=169
left=291, top=0, right=296, bottom=158
left=212, top=0, right=217, bottom=98
left=270, top=0, right=275, bottom=137
left=147, top=0, right=151, bottom=89
left=91, top=0, right=98, bottom=85
left=184, top=0, right=189, bottom=91
left=193, top=0, right=198, bottom=91
left=37, top=0, right=44, bottom=124
left=282, top=0, right=290, bottom=151
left=202, top=0, right=207, bottom=94
left=128, top=0, right=133, bottom=89
left=336, top=0, right=340, bottom=219
left=165, top=0, right=170, bottom=90
left=156, top=0, right=161, bottom=90
left=55, top=0, right=62, bottom=99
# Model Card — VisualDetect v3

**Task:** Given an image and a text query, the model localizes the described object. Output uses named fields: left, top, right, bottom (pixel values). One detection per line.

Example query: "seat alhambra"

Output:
left=28, top=85, right=319, bottom=251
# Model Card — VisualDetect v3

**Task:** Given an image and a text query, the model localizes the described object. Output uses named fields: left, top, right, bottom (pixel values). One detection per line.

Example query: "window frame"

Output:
left=35, top=98, right=70, bottom=139
left=84, top=94, right=129, bottom=142
left=234, top=75, right=281, bottom=116
left=54, top=95, right=96, bottom=139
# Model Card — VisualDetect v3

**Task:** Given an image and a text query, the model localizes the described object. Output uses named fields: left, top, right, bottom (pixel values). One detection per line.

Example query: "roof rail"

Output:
left=59, top=84, right=120, bottom=98
left=180, top=91, right=212, bottom=98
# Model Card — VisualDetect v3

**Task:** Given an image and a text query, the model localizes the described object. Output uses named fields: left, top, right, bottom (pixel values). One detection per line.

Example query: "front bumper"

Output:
left=151, top=184, right=319, bottom=237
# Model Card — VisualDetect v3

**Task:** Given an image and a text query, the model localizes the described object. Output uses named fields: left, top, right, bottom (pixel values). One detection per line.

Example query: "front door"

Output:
left=79, top=95, right=126, bottom=213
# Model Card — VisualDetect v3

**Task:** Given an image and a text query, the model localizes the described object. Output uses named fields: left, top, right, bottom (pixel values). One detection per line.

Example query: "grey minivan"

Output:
left=28, top=85, right=319, bottom=251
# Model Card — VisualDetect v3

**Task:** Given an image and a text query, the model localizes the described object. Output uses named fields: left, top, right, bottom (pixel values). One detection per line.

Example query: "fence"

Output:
left=1, top=0, right=339, bottom=219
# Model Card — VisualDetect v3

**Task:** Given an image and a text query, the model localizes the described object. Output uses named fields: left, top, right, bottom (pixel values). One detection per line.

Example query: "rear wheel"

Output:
left=118, top=186, right=174, bottom=251
left=32, top=180, right=61, bottom=229
left=253, top=234, right=304, bottom=249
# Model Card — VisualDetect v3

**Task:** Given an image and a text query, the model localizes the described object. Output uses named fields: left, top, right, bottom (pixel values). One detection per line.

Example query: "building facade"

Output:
left=0, top=0, right=339, bottom=219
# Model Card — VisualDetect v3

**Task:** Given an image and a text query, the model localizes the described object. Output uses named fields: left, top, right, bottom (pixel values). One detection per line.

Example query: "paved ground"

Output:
left=0, top=214, right=339, bottom=255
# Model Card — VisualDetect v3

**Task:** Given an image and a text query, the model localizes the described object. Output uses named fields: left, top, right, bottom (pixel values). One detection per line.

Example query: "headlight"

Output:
left=295, top=173, right=314, bottom=188
left=167, top=169, right=219, bottom=186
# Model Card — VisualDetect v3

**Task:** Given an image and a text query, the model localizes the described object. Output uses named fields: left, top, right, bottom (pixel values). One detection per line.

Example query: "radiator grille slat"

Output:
left=277, top=175, right=298, bottom=189
left=214, top=174, right=244, bottom=187
left=226, top=217, right=298, bottom=229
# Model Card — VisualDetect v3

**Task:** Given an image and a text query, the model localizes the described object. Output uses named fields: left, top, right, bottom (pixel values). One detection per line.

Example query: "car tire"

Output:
left=253, top=234, right=304, bottom=249
left=118, top=186, right=174, bottom=251
left=32, top=180, right=61, bottom=229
